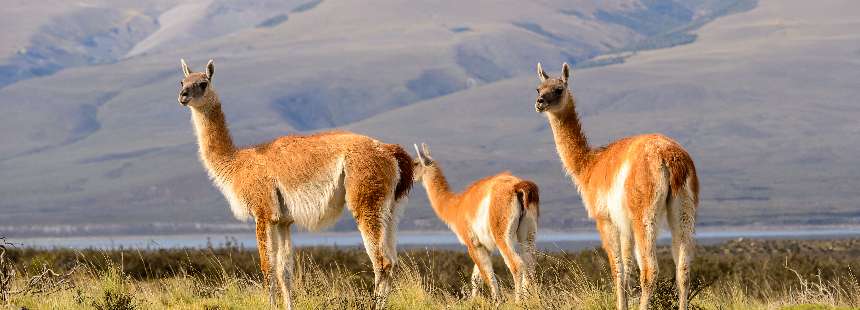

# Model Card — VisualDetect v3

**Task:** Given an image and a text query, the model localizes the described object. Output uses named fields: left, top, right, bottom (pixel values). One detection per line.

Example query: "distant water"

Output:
left=10, top=228, right=860, bottom=251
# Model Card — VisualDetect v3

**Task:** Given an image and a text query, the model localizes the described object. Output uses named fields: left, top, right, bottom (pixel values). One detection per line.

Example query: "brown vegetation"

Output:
left=1, top=238, right=858, bottom=308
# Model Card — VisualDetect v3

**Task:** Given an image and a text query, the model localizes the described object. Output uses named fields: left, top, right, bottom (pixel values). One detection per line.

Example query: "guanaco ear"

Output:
left=205, top=59, right=215, bottom=80
left=420, top=143, right=435, bottom=164
left=561, top=62, right=570, bottom=84
left=181, top=58, right=192, bottom=77
left=537, top=62, right=549, bottom=82
left=420, top=143, right=432, bottom=158
left=414, top=143, right=433, bottom=166
left=413, top=144, right=427, bottom=166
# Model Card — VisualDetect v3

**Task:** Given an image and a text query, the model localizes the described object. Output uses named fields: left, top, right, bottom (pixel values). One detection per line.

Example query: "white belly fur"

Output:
left=606, top=161, right=632, bottom=236
left=471, top=194, right=496, bottom=251
left=279, top=157, right=347, bottom=231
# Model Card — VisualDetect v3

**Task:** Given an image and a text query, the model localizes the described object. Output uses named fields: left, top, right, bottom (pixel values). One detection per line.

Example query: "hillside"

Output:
left=2, top=0, right=856, bottom=236
left=350, top=0, right=860, bottom=230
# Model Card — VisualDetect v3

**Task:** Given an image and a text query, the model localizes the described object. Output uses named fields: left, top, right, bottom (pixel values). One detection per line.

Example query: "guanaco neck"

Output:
left=547, top=92, right=593, bottom=181
left=189, top=89, right=237, bottom=180
left=420, top=165, right=457, bottom=223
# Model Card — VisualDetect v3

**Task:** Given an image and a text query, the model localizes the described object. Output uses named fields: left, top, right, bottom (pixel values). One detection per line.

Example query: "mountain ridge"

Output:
left=4, top=0, right=856, bottom=237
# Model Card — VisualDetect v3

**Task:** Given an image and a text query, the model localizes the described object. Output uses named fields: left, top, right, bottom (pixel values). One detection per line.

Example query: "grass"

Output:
left=2, top=238, right=859, bottom=309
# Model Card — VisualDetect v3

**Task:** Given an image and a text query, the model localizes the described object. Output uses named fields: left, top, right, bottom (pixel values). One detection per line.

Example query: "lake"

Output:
left=9, top=227, right=860, bottom=251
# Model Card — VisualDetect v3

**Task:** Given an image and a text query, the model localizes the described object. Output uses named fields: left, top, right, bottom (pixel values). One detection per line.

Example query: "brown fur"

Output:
left=413, top=144, right=539, bottom=302
left=383, top=144, right=414, bottom=201
left=512, top=180, right=540, bottom=216
left=536, top=63, right=699, bottom=309
left=178, top=59, right=409, bottom=309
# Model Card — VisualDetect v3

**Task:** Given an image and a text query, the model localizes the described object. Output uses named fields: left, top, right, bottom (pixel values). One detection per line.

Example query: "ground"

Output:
left=2, top=238, right=859, bottom=309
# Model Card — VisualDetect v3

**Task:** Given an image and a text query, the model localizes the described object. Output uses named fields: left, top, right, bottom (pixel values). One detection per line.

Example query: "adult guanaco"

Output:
left=534, top=62, right=698, bottom=309
left=177, top=59, right=412, bottom=309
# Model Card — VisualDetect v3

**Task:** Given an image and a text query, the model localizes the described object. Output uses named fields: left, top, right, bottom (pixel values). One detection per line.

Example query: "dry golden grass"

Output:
left=3, top=239, right=860, bottom=309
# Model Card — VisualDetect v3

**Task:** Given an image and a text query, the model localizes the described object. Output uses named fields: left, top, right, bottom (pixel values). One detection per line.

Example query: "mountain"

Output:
left=3, top=0, right=855, bottom=237
left=349, top=0, right=860, bottom=230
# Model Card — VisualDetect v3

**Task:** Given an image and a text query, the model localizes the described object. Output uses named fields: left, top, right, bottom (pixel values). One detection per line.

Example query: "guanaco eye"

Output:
left=198, top=81, right=208, bottom=89
left=536, top=88, right=540, bottom=93
left=554, top=88, right=563, bottom=94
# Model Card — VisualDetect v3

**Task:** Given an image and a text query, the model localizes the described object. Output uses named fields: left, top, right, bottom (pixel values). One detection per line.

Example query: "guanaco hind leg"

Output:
left=668, top=189, right=697, bottom=309
left=495, top=201, right=527, bottom=302
left=273, top=222, right=294, bottom=310
left=633, top=213, right=660, bottom=310
left=466, top=244, right=499, bottom=301
left=344, top=153, right=400, bottom=302
left=515, top=211, right=539, bottom=299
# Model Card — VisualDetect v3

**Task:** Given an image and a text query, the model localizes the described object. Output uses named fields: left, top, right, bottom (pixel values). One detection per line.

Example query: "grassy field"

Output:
left=2, top=238, right=859, bottom=309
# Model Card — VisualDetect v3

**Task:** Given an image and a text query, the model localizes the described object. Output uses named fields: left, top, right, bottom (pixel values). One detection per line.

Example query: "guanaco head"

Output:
left=412, top=143, right=435, bottom=182
left=534, top=62, right=572, bottom=114
left=178, top=58, right=215, bottom=107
